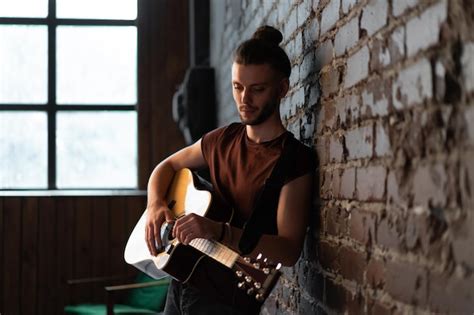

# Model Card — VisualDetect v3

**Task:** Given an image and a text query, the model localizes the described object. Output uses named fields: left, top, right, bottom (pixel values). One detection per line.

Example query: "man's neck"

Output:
left=245, top=116, right=286, bottom=143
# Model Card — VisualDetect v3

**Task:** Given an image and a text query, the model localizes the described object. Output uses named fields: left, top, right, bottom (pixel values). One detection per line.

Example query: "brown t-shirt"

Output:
left=201, top=122, right=314, bottom=230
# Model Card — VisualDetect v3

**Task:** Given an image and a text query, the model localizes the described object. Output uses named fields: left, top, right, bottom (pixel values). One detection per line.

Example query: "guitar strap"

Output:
left=238, top=132, right=298, bottom=255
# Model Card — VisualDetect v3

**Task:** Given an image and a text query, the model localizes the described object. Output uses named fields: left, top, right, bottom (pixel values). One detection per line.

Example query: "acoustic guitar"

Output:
left=124, top=168, right=281, bottom=302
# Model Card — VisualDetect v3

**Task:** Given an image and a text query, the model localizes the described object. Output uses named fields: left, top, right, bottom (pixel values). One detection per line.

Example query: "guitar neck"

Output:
left=190, top=238, right=239, bottom=269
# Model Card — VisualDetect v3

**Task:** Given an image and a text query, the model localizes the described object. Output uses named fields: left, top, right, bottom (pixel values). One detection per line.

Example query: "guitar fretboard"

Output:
left=190, top=238, right=239, bottom=268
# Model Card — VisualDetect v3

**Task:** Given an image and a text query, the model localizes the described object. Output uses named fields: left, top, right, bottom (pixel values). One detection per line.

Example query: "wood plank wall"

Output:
left=0, top=0, right=190, bottom=313
left=0, top=195, right=146, bottom=315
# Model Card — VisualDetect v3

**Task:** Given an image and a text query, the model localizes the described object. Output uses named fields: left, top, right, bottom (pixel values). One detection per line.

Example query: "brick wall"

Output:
left=209, top=0, right=474, bottom=313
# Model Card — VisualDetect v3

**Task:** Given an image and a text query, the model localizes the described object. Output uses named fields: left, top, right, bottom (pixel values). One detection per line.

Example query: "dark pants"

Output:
left=163, top=279, right=254, bottom=315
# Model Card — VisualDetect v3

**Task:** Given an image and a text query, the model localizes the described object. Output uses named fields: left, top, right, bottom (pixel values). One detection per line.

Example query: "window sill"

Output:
left=0, top=189, right=146, bottom=197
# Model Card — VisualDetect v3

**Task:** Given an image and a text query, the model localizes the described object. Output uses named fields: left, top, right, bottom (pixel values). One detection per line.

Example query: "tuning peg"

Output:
left=276, top=263, right=282, bottom=270
left=245, top=276, right=252, bottom=283
left=253, top=262, right=260, bottom=269
left=244, top=257, right=251, bottom=263
left=247, top=287, right=255, bottom=295
left=255, top=293, right=265, bottom=301
left=238, top=281, right=246, bottom=289
left=253, top=282, right=262, bottom=289
left=235, top=270, right=243, bottom=278
left=263, top=267, right=270, bottom=274
left=256, top=253, right=262, bottom=260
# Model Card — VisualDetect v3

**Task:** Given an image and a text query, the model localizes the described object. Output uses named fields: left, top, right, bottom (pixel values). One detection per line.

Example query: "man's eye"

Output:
left=252, top=87, right=264, bottom=92
left=233, top=85, right=243, bottom=90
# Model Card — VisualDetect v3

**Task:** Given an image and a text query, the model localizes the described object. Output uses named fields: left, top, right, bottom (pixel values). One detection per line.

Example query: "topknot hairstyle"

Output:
left=233, top=26, right=291, bottom=78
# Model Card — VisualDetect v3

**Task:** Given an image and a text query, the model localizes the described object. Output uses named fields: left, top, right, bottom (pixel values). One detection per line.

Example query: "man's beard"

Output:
left=239, top=99, right=279, bottom=126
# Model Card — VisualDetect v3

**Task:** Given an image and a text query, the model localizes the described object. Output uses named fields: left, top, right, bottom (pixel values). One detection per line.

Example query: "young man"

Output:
left=145, top=26, right=314, bottom=314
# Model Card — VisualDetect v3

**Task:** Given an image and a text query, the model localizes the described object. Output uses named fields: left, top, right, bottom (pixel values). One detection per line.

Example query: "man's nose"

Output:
left=242, top=89, right=251, bottom=104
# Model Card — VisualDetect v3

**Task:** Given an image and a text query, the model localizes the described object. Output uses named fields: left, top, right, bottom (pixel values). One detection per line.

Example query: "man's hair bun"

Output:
left=252, top=25, right=283, bottom=46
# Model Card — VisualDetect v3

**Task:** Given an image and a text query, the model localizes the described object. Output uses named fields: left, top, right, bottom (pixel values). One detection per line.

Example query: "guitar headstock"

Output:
left=233, top=253, right=282, bottom=302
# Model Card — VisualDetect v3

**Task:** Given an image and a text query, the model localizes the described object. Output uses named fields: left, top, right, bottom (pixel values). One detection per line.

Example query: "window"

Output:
left=0, top=0, right=138, bottom=189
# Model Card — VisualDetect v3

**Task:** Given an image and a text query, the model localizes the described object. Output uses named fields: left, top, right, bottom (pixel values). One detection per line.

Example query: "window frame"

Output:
left=0, top=0, right=139, bottom=190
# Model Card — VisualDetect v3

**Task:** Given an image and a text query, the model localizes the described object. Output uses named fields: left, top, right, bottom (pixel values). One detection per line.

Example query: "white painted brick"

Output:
left=320, top=0, right=340, bottom=35
left=342, top=0, right=358, bottom=14
left=293, top=87, right=306, bottom=109
left=315, top=40, right=334, bottom=70
left=392, top=58, right=432, bottom=109
left=283, top=7, right=298, bottom=39
left=345, top=45, right=369, bottom=88
left=406, top=0, right=447, bottom=57
left=375, top=122, right=391, bottom=156
left=461, top=42, right=474, bottom=93
left=361, top=0, right=388, bottom=36
left=277, top=0, right=292, bottom=23
left=393, top=0, right=418, bottom=17
left=299, top=51, right=315, bottom=80
left=303, top=18, right=319, bottom=50
left=297, top=0, right=313, bottom=28
left=335, top=15, right=359, bottom=56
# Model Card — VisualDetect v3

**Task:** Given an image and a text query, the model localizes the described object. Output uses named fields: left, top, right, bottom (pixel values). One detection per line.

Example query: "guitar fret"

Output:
left=190, top=238, right=237, bottom=268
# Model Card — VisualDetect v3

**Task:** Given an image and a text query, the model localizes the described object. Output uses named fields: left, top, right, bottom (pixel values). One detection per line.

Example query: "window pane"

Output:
left=57, top=0, right=137, bottom=20
left=56, top=111, right=137, bottom=188
left=0, top=0, right=48, bottom=18
left=0, top=25, right=48, bottom=104
left=56, top=26, right=137, bottom=105
left=0, top=112, right=48, bottom=189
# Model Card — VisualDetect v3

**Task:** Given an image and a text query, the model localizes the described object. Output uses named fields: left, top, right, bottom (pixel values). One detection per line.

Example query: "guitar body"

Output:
left=125, top=168, right=281, bottom=311
left=124, top=168, right=232, bottom=281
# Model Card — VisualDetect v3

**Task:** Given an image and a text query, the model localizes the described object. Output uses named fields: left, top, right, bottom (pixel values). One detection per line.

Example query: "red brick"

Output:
left=331, top=169, right=342, bottom=198
left=349, top=208, right=376, bottom=245
left=366, top=259, right=385, bottom=289
left=325, top=206, right=348, bottom=237
left=356, top=166, right=387, bottom=201
left=320, top=170, right=332, bottom=199
left=339, top=247, right=367, bottom=282
left=340, top=167, right=355, bottom=199
left=460, top=154, right=474, bottom=210
left=367, top=297, right=393, bottom=315
left=427, top=272, right=474, bottom=314
left=335, top=93, right=360, bottom=128
left=376, top=213, right=404, bottom=249
left=315, top=135, right=329, bottom=165
left=451, top=212, right=474, bottom=269
left=324, top=280, right=350, bottom=312
left=318, top=240, right=340, bottom=271
left=386, top=261, right=428, bottom=306
left=345, top=124, right=373, bottom=160
left=320, top=66, right=340, bottom=97
left=329, top=134, right=344, bottom=162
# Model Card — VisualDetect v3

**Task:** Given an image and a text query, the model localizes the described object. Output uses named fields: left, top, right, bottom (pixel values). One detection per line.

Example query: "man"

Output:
left=145, top=26, right=314, bottom=314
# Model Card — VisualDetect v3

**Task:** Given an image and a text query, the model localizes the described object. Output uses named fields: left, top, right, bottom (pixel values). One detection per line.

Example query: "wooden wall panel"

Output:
left=56, top=197, right=75, bottom=313
left=3, top=198, right=21, bottom=315
left=73, top=198, right=93, bottom=303
left=109, top=197, right=127, bottom=276
left=90, top=197, right=109, bottom=302
left=21, top=197, right=39, bottom=315
left=0, top=198, right=4, bottom=314
left=37, top=197, right=56, bottom=315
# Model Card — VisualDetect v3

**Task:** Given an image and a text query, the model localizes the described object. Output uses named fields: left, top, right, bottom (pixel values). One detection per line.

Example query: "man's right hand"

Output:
left=145, top=205, right=175, bottom=256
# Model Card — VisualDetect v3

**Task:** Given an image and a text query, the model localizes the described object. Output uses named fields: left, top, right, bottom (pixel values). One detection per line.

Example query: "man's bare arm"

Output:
left=145, top=139, right=207, bottom=255
left=222, top=173, right=313, bottom=266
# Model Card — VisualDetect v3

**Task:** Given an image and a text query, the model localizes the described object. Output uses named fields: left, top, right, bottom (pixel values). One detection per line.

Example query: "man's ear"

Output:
left=278, top=77, right=290, bottom=98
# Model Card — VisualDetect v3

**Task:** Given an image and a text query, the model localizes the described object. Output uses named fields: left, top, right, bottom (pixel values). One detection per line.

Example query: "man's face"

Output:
left=231, top=63, right=288, bottom=126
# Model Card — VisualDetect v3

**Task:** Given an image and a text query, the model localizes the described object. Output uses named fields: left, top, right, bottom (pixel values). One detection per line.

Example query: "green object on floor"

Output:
left=64, top=274, right=169, bottom=315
